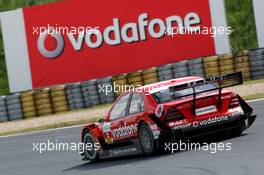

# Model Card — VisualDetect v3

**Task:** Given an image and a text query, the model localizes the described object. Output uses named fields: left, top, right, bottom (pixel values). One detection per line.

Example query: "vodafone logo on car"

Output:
left=38, top=12, right=201, bottom=58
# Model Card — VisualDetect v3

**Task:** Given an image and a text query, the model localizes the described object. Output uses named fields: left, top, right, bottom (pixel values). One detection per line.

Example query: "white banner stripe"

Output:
left=0, top=9, right=32, bottom=92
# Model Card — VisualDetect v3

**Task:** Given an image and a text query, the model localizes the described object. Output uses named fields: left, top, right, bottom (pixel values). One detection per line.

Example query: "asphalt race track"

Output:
left=0, top=100, right=263, bottom=175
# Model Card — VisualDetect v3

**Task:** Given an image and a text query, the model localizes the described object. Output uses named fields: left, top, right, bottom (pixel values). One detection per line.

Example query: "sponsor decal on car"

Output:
left=171, top=110, right=244, bottom=130
left=105, top=137, right=114, bottom=144
left=103, top=122, right=111, bottom=133
left=112, top=147, right=138, bottom=155
left=111, top=123, right=137, bottom=138
left=195, top=105, right=217, bottom=116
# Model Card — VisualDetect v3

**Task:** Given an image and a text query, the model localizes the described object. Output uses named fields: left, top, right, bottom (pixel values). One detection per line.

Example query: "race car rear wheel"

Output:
left=83, top=132, right=98, bottom=162
left=138, top=122, right=156, bottom=155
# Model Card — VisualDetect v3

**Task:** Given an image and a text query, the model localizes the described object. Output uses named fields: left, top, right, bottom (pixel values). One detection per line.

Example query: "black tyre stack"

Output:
left=249, top=48, right=264, bottom=80
left=234, top=50, right=251, bottom=81
left=203, top=56, right=220, bottom=78
left=21, top=91, right=37, bottom=119
left=142, top=67, right=159, bottom=85
left=50, top=85, right=69, bottom=113
left=112, top=74, right=129, bottom=97
left=188, top=58, right=205, bottom=77
left=158, top=64, right=174, bottom=81
left=66, top=83, right=85, bottom=110
left=6, top=93, right=23, bottom=120
left=81, top=80, right=100, bottom=107
left=35, top=88, right=53, bottom=116
left=173, top=60, right=189, bottom=78
left=0, top=96, right=8, bottom=122
left=97, top=77, right=115, bottom=104
left=218, top=53, right=235, bottom=75
left=127, top=71, right=144, bottom=87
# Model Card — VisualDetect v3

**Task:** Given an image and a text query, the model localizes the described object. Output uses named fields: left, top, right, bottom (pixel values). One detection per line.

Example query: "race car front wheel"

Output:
left=138, top=122, right=156, bottom=155
left=83, top=132, right=98, bottom=162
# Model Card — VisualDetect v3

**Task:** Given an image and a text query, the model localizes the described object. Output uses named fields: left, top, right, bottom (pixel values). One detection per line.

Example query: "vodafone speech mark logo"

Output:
left=37, top=12, right=201, bottom=58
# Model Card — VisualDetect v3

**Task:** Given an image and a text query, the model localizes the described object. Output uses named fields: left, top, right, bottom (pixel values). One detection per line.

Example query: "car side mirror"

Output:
left=97, top=118, right=104, bottom=123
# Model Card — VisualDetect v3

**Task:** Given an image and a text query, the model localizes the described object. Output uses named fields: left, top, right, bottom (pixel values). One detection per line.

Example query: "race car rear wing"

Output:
left=170, top=72, right=243, bottom=117
left=205, top=71, right=243, bottom=88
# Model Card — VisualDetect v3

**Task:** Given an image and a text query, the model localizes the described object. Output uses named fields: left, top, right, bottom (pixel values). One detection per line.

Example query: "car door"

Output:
left=103, top=93, right=131, bottom=143
left=122, top=92, right=145, bottom=140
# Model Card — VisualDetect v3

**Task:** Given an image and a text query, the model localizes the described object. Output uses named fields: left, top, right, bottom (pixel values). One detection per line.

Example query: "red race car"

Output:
left=80, top=72, right=257, bottom=162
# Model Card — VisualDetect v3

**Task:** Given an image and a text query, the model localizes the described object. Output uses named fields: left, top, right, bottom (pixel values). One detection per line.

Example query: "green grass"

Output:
left=244, top=78, right=264, bottom=85
left=225, top=0, right=258, bottom=52
left=243, top=93, right=264, bottom=101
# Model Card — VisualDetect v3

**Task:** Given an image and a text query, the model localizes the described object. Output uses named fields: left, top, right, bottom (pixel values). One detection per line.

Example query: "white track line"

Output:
left=1, top=98, right=264, bottom=139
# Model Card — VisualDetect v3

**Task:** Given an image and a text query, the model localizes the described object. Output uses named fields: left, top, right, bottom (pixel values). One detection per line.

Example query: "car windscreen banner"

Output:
left=0, top=0, right=230, bottom=92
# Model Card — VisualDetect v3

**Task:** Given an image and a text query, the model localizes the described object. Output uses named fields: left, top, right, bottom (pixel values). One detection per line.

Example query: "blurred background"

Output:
left=0, top=0, right=258, bottom=95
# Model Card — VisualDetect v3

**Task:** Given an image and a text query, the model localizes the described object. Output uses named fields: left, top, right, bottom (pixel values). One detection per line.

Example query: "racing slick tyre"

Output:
left=83, top=132, right=98, bottom=162
left=138, top=122, right=156, bottom=155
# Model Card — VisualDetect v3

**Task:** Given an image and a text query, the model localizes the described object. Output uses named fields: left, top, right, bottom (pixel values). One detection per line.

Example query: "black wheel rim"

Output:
left=84, top=133, right=96, bottom=160
left=139, top=125, right=153, bottom=153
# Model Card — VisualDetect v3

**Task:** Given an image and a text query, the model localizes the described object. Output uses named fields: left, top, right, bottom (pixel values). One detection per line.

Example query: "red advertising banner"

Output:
left=22, top=0, right=215, bottom=88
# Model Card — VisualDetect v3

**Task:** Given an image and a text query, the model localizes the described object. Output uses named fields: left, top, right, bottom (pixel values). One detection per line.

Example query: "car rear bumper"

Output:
left=161, top=113, right=257, bottom=139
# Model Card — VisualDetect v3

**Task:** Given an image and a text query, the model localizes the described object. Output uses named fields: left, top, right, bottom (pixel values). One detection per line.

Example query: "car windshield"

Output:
left=152, top=83, right=218, bottom=104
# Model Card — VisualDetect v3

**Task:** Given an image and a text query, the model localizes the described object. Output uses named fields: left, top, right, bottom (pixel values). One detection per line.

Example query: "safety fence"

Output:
left=0, top=48, right=263, bottom=122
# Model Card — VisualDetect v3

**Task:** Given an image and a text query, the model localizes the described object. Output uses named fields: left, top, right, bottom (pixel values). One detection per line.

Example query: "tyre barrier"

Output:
left=158, top=64, right=174, bottom=81
left=21, top=91, right=37, bottom=118
left=35, top=88, right=53, bottom=116
left=249, top=48, right=264, bottom=80
left=203, top=56, right=220, bottom=77
left=112, top=74, right=129, bottom=97
left=188, top=58, right=205, bottom=77
left=66, top=83, right=84, bottom=110
left=218, top=53, right=235, bottom=75
left=1, top=49, right=264, bottom=122
left=6, top=93, right=23, bottom=120
left=142, top=67, right=158, bottom=85
left=173, top=60, right=189, bottom=78
left=234, top=51, right=251, bottom=81
left=81, top=79, right=100, bottom=107
left=127, top=71, right=144, bottom=87
left=50, top=85, right=69, bottom=113
left=0, top=96, right=8, bottom=122
left=97, top=77, right=116, bottom=104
